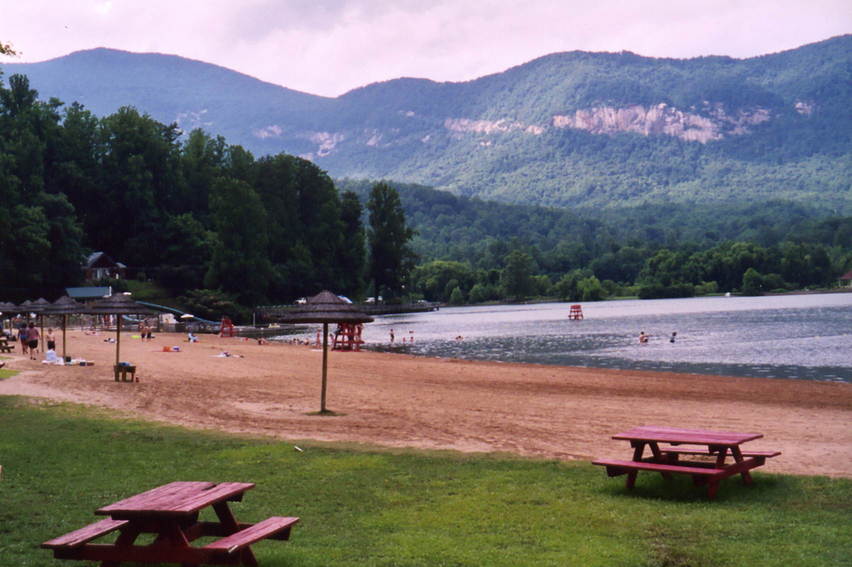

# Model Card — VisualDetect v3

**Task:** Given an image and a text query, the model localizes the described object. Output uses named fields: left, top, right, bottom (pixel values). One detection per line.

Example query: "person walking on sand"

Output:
left=26, top=322, right=39, bottom=360
left=18, top=323, right=28, bottom=356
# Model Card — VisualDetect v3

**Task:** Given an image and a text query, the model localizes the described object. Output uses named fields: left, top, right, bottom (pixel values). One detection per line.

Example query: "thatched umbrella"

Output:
left=44, top=296, right=83, bottom=362
left=275, top=290, right=373, bottom=414
left=0, top=302, right=17, bottom=335
left=83, top=294, right=157, bottom=367
left=18, top=299, right=33, bottom=316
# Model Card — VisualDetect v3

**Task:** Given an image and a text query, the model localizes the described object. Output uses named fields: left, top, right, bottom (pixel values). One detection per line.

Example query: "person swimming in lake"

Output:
left=638, top=331, right=649, bottom=344
left=670, top=332, right=677, bottom=343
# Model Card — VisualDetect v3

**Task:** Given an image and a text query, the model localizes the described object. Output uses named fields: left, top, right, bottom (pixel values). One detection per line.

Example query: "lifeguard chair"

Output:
left=332, top=323, right=364, bottom=351
left=568, top=304, right=584, bottom=320
left=219, top=316, right=235, bottom=337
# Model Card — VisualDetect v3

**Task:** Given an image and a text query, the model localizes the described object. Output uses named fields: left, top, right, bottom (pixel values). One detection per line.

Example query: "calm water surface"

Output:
left=356, top=294, right=852, bottom=382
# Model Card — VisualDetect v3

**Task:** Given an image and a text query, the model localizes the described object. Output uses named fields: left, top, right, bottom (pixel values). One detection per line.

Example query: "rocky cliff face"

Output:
left=291, top=99, right=797, bottom=161
left=552, top=102, right=772, bottom=143
left=295, top=100, right=786, bottom=159
left=439, top=101, right=779, bottom=146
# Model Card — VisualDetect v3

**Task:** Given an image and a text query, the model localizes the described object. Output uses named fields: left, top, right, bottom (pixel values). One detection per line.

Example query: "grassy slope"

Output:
left=0, top=397, right=849, bottom=567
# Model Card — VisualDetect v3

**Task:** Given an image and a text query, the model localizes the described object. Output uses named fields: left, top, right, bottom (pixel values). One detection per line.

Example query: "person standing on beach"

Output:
left=18, top=323, right=28, bottom=356
left=47, top=328, right=56, bottom=351
left=26, top=322, right=39, bottom=360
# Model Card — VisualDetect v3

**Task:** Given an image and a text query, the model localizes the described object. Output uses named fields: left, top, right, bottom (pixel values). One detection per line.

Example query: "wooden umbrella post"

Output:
left=62, top=314, right=67, bottom=362
left=115, top=315, right=121, bottom=366
left=31, top=298, right=51, bottom=355
left=321, top=322, right=329, bottom=413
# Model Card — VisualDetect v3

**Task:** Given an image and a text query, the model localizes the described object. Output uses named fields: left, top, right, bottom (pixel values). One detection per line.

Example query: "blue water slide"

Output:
left=135, top=301, right=219, bottom=325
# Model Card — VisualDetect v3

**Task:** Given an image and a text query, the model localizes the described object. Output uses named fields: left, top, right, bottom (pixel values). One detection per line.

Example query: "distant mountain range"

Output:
left=3, top=36, right=850, bottom=211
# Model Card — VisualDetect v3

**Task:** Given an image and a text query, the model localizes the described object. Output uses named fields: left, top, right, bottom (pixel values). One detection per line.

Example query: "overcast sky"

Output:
left=2, top=0, right=850, bottom=97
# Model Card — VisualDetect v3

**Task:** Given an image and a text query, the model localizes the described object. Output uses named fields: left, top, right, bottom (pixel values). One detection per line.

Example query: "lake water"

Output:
left=343, top=293, right=852, bottom=382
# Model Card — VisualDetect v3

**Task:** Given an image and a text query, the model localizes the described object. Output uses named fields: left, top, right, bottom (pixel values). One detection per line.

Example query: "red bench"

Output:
left=593, top=458, right=726, bottom=478
left=660, top=447, right=781, bottom=458
left=204, top=516, right=299, bottom=557
left=42, top=518, right=128, bottom=550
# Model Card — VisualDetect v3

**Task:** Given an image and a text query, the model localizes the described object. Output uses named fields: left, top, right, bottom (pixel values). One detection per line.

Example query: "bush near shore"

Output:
left=1, top=397, right=849, bottom=567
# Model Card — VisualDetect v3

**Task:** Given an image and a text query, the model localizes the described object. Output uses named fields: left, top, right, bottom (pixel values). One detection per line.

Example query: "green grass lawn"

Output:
left=0, top=362, right=17, bottom=380
left=0, top=396, right=849, bottom=567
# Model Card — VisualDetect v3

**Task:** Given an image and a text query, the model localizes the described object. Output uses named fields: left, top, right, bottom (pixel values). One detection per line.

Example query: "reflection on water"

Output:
left=362, top=294, right=852, bottom=382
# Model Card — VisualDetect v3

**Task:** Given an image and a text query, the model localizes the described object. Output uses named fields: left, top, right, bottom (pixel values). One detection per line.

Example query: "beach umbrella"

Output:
left=274, top=290, right=373, bottom=414
left=18, top=299, right=33, bottom=317
left=44, top=296, right=83, bottom=362
left=179, top=313, right=195, bottom=333
left=83, top=294, right=156, bottom=367
left=0, top=302, right=17, bottom=334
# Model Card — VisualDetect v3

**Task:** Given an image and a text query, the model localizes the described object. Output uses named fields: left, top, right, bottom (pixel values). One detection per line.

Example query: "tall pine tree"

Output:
left=367, top=182, right=415, bottom=301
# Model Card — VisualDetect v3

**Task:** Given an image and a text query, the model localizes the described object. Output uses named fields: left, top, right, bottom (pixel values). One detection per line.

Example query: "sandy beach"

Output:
left=1, top=330, right=850, bottom=477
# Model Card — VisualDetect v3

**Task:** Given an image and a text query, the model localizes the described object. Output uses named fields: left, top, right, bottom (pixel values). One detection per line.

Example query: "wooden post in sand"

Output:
left=321, top=322, right=329, bottom=413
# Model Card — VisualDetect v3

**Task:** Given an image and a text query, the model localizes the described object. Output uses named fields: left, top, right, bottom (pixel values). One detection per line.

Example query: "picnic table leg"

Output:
left=712, top=445, right=728, bottom=468
left=625, top=470, right=638, bottom=490
left=707, top=479, right=720, bottom=500
left=730, top=446, right=753, bottom=485
left=625, top=441, right=646, bottom=489
left=213, top=501, right=259, bottom=566
left=153, top=522, right=202, bottom=567
left=647, top=442, right=673, bottom=481
left=630, top=441, right=646, bottom=461
left=100, top=525, right=142, bottom=567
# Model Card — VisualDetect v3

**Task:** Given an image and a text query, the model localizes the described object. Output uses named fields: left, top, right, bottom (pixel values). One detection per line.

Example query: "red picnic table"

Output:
left=593, top=426, right=780, bottom=499
left=42, top=481, right=298, bottom=566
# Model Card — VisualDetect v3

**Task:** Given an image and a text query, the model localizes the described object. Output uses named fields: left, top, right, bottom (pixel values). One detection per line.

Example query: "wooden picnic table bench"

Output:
left=42, top=481, right=299, bottom=566
left=113, top=364, right=137, bottom=382
left=593, top=426, right=780, bottom=499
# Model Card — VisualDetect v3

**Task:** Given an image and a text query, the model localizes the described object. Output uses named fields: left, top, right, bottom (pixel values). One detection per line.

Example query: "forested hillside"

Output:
left=339, top=180, right=852, bottom=302
left=5, top=36, right=851, bottom=211
left=1, top=69, right=850, bottom=317
left=0, top=74, right=368, bottom=316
